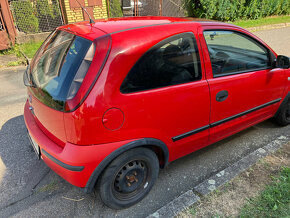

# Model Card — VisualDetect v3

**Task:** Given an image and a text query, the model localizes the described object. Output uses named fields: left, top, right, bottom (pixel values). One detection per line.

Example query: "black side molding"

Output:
left=172, top=98, right=282, bottom=142
left=172, top=125, right=210, bottom=142
left=211, top=98, right=281, bottom=127
left=83, top=138, right=169, bottom=193
left=41, top=149, right=84, bottom=172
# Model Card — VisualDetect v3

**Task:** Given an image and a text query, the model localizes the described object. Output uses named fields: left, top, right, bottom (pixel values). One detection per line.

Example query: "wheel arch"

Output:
left=83, top=138, right=169, bottom=193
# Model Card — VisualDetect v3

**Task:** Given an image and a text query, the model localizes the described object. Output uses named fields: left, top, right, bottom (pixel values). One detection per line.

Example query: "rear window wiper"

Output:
left=23, top=66, right=36, bottom=88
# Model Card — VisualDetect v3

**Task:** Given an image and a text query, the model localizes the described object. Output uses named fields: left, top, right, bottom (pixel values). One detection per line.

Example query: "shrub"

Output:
left=216, top=0, right=239, bottom=21
left=11, top=1, right=39, bottom=33
left=185, top=0, right=290, bottom=21
left=185, top=0, right=218, bottom=19
left=245, top=0, right=261, bottom=19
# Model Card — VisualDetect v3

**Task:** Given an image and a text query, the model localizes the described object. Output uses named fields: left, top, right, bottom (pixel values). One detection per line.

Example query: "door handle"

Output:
left=216, top=90, right=228, bottom=102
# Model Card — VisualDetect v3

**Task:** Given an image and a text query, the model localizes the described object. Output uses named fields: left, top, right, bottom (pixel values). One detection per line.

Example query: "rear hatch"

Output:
left=24, top=28, right=110, bottom=145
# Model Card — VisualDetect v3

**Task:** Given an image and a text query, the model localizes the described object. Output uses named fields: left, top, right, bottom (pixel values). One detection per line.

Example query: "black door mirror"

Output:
left=276, top=55, right=290, bottom=69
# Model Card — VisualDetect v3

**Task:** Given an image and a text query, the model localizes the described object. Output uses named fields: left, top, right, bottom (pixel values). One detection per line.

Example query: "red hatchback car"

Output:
left=23, top=17, right=290, bottom=209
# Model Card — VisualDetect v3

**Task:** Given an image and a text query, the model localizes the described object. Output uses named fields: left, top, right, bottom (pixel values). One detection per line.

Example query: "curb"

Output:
left=148, top=190, right=200, bottom=218
left=246, top=22, right=290, bottom=32
left=147, top=135, right=289, bottom=218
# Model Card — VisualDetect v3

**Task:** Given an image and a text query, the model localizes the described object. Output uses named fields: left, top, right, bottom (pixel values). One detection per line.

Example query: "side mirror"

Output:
left=276, top=55, right=290, bottom=69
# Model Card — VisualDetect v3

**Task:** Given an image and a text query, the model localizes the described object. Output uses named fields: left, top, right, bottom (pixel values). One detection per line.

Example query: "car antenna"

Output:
left=74, top=0, right=95, bottom=24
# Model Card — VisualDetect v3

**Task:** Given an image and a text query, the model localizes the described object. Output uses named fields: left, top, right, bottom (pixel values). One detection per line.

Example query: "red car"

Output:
left=23, top=16, right=290, bottom=209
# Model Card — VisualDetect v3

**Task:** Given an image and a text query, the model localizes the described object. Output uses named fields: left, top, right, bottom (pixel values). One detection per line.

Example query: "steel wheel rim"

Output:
left=112, top=159, right=151, bottom=201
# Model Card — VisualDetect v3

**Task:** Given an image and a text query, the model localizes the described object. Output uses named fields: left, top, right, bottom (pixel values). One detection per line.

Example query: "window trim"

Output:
left=202, top=29, right=275, bottom=78
left=213, top=66, right=273, bottom=78
left=120, top=32, right=202, bottom=94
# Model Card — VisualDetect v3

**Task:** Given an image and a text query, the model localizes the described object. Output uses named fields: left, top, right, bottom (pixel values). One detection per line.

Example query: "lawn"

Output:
left=178, top=143, right=290, bottom=218
left=240, top=167, right=290, bottom=218
left=18, top=41, right=43, bottom=59
left=232, top=15, right=290, bottom=28
left=0, top=40, right=43, bottom=59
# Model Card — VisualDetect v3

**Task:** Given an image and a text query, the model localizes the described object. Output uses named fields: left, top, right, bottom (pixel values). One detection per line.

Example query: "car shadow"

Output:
left=0, top=116, right=48, bottom=207
left=0, top=115, right=103, bottom=217
left=254, top=118, right=281, bottom=129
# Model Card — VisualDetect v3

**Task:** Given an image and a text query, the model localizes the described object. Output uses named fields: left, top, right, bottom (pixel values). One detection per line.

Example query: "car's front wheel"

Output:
left=98, top=147, right=159, bottom=209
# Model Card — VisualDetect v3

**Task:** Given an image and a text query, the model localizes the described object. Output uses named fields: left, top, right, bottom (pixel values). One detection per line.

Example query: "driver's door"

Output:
left=198, top=26, right=286, bottom=144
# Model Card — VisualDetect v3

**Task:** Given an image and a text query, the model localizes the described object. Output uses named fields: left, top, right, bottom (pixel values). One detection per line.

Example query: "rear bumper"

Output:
left=24, top=101, right=132, bottom=188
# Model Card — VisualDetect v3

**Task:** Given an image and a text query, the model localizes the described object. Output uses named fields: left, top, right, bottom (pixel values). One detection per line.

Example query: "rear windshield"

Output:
left=29, top=30, right=93, bottom=111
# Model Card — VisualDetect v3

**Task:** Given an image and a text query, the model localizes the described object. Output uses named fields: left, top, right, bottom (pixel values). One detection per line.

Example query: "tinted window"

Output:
left=29, top=30, right=93, bottom=111
left=203, top=30, right=270, bottom=77
left=121, top=33, right=201, bottom=93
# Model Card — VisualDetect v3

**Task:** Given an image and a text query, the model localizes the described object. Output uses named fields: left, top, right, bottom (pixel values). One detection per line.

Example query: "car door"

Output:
left=198, top=26, right=286, bottom=144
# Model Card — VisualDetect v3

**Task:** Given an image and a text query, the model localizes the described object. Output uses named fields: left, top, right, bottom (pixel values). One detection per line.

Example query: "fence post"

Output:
left=134, top=0, right=136, bottom=16
left=136, top=0, right=139, bottom=16
left=58, top=0, right=67, bottom=24
left=106, top=0, right=110, bottom=18
left=0, top=0, right=17, bottom=47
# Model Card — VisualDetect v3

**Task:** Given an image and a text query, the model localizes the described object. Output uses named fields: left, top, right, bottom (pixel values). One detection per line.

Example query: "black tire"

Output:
left=274, top=98, right=290, bottom=126
left=97, top=147, right=159, bottom=209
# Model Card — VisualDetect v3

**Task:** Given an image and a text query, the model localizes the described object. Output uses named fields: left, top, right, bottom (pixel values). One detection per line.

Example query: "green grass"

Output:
left=232, top=15, right=290, bottom=28
left=0, top=40, right=43, bottom=59
left=240, top=167, right=290, bottom=218
left=18, top=41, right=43, bottom=59
left=6, top=60, right=25, bottom=66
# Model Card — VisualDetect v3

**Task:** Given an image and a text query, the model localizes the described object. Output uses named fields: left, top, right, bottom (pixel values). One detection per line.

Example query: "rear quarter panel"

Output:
left=64, top=22, right=210, bottom=162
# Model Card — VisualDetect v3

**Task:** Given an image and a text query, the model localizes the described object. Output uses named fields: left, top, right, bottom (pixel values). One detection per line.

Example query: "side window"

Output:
left=120, top=33, right=201, bottom=93
left=203, top=30, right=270, bottom=77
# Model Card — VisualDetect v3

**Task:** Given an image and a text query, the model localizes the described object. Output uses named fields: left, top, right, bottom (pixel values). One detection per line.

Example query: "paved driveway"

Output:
left=0, top=27, right=289, bottom=218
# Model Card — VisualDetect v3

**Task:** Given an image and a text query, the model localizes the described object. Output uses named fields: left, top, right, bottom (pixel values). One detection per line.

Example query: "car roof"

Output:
left=90, top=16, right=214, bottom=34
left=58, top=16, right=229, bottom=41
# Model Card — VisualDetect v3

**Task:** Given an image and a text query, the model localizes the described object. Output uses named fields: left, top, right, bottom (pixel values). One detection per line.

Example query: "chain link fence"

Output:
left=120, top=0, right=185, bottom=17
left=162, top=0, right=185, bottom=17
left=9, top=0, right=63, bottom=34
left=8, top=0, right=186, bottom=34
left=136, top=0, right=160, bottom=16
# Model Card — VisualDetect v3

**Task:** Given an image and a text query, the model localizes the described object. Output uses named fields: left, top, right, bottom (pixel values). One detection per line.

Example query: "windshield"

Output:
left=29, top=30, right=93, bottom=111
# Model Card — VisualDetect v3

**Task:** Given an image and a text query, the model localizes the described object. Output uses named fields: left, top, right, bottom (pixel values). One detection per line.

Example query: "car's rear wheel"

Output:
left=274, top=98, right=290, bottom=126
left=98, top=147, right=159, bottom=209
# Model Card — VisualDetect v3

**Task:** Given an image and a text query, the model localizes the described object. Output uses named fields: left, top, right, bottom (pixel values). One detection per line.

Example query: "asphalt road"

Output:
left=0, top=27, right=289, bottom=218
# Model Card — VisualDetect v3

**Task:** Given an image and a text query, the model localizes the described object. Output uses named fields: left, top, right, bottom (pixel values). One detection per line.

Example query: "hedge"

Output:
left=185, top=0, right=290, bottom=21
